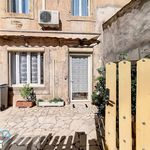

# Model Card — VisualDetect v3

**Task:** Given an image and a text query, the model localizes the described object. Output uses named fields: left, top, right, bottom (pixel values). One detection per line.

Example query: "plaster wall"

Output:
left=95, top=0, right=130, bottom=68
left=0, top=0, right=130, bottom=33
left=0, top=37, right=101, bottom=105
left=103, top=0, right=150, bottom=63
left=0, top=37, right=69, bottom=105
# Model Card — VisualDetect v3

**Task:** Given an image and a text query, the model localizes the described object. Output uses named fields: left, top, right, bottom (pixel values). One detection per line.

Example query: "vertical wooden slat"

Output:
left=136, top=58, right=150, bottom=150
left=119, top=61, right=132, bottom=150
left=105, top=62, right=117, bottom=150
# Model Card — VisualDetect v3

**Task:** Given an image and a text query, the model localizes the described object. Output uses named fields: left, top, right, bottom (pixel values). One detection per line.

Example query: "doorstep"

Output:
left=70, top=101, right=93, bottom=109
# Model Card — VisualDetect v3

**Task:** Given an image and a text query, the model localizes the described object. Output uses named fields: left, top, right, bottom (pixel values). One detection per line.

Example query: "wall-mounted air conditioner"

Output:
left=38, top=10, right=59, bottom=27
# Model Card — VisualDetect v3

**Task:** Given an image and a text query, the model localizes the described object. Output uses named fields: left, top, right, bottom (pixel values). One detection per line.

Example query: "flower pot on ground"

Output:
left=16, top=84, right=36, bottom=108
left=37, top=98, right=65, bottom=107
left=16, top=101, right=35, bottom=108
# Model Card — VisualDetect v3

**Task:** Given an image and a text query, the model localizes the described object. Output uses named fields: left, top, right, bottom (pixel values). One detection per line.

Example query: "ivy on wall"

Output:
left=92, top=67, right=108, bottom=116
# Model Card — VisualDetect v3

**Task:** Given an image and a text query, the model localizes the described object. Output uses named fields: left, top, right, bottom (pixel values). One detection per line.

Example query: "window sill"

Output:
left=11, top=84, right=45, bottom=88
left=67, top=15, right=95, bottom=22
left=2, top=12, right=34, bottom=20
left=10, top=84, right=48, bottom=94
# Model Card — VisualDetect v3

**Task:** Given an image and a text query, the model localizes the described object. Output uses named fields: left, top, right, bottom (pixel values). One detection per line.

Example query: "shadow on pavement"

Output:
left=2, top=132, right=100, bottom=150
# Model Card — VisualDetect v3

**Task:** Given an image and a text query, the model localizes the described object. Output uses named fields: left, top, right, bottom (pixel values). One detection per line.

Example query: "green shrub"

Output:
left=91, top=67, right=108, bottom=116
left=37, top=99, right=44, bottom=102
left=19, top=84, right=36, bottom=102
left=49, top=98, right=64, bottom=103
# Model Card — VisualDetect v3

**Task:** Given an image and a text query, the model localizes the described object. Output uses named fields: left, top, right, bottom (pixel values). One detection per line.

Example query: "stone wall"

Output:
left=102, top=0, right=150, bottom=63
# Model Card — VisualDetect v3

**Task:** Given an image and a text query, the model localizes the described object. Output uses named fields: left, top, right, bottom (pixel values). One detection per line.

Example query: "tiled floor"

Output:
left=0, top=103, right=100, bottom=149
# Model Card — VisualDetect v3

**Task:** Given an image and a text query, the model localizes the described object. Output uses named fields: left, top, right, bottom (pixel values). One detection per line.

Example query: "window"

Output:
left=8, top=0, right=29, bottom=14
left=11, top=52, right=44, bottom=85
left=72, top=0, right=89, bottom=16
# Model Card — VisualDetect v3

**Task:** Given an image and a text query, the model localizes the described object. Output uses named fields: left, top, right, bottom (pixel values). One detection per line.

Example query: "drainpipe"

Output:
left=42, top=0, right=46, bottom=10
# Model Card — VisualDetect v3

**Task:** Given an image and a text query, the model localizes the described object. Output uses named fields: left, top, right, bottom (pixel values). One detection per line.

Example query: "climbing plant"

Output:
left=92, top=67, right=108, bottom=116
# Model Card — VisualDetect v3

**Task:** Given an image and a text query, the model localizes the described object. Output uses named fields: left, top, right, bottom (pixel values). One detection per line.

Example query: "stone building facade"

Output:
left=0, top=0, right=130, bottom=106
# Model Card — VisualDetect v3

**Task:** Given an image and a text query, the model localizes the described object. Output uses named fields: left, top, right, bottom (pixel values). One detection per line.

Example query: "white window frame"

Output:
left=72, top=0, right=90, bottom=16
left=79, top=0, right=82, bottom=16
left=18, top=0, right=22, bottom=13
left=11, top=52, right=44, bottom=86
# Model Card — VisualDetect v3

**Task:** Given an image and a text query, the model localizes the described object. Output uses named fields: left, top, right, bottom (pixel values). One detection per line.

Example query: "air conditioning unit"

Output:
left=38, top=10, right=59, bottom=27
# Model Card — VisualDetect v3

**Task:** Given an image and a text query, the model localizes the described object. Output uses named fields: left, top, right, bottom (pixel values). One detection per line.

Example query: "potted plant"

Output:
left=37, top=98, right=64, bottom=107
left=16, top=84, right=36, bottom=108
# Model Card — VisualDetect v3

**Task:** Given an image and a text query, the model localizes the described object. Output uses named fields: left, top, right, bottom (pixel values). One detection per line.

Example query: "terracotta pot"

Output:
left=16, top=101, right=35, bottom=108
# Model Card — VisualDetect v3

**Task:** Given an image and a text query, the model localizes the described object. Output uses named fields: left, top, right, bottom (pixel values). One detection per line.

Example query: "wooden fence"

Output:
left=105, top=58, right=150, bottom=150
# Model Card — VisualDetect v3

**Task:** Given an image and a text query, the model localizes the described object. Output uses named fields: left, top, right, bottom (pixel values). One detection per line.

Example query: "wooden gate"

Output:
left=105, top=59, right=150, bottom=150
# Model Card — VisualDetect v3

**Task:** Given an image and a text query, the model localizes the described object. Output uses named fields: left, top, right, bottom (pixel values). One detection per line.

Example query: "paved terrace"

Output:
left=0, top=103, right=100, bottom=149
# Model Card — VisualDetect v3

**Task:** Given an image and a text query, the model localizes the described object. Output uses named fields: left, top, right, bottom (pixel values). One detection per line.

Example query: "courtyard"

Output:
left=0, top=103, right=100, bottom=149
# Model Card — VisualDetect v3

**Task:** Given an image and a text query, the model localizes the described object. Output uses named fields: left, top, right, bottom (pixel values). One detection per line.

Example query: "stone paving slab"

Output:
left=0, top=103, right=99, bottom=149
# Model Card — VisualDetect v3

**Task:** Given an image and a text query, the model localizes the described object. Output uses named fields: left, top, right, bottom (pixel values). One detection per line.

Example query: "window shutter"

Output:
left=11, top=53, right=16, bottom=84
left=72, top=56, right=88, bottom=93
left=40, top=54, right=44, bottom=84
left=11, top=0, right=17, bottom=12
